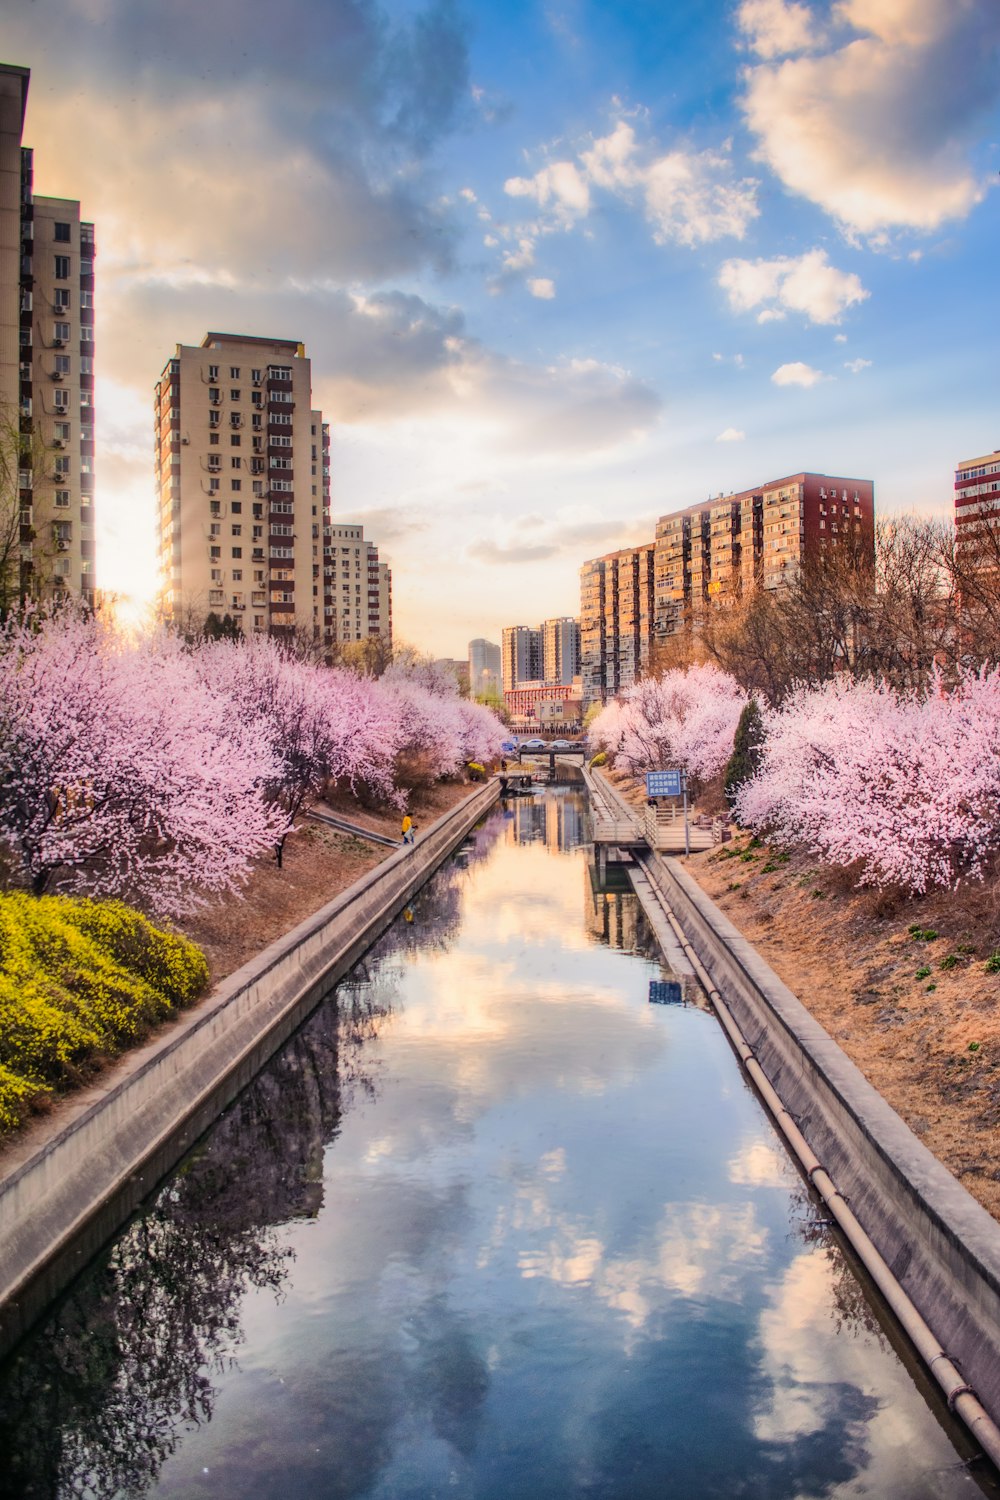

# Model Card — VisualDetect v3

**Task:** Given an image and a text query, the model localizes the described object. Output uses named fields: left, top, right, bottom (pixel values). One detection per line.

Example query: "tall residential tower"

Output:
left=1, top=63, right=95, bottom=610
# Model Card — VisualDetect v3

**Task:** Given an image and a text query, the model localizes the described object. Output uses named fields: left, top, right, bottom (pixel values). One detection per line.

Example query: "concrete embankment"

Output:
left=629, top=847, right=1000, bottom=1457
left=0, top=779, right=499, bottom=1358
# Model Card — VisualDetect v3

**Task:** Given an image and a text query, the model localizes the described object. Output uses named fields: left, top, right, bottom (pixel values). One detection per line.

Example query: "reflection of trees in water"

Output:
left=788, top=1194, right=890, bottom=1351
left=0, top=987, right=360, bottom=1500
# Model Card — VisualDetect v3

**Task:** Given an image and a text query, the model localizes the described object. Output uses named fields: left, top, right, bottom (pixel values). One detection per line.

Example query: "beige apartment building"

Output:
left=1, top=63, right=95, bottom=610
left=156, top=332, right=332, bottom=642
left=323, top=521, right=392, bottom=647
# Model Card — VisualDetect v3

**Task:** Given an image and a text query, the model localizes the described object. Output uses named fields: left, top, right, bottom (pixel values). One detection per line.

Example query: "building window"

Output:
left=230, top=389, right=240, bottom=401
left=232, top=480, right=242, bottom=492
left=210, top=478, right=220, bottom=492
left=80, top=327, right=94, bottom=343
left=54, top=490, right=70, bottom=508
left=54, top=255, right=70, bottom=279
left=53, top=391, right=69, bottom=411
left=232, top=524, right=242, bottom=536
left=208, top=364, right=219, bottom=380
left=231, top=501, right=242, bottom=514
left=231, top=457, right=241, bottom=469
left=54, top=221, right=71, bottom=242
left=229, top=367, right=240, bottom=379
left=80, top=291, right=93, bottom=309
left=210, top=546, right=221, bottom=559
left=232, top=547, right=242, bottom=559
left=80, top=259, right=93, bottom=277
left=232, top=569, right=243, bottom=582
left=55, top=355, right=71, bottom=375
left=54, top=288, right=70, bottom=310
left=209, top=432, right=219, bottom=445
left=53, top=321, right=70, bottom=343
left=230, top=436, right=241, bottom=448
left=80, top=356, right=93, bottom=374
left=210, top=523, right=221, bottom=537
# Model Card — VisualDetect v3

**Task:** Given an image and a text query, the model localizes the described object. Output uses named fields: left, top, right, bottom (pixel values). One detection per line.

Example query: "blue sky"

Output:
left=10, top=0, right=1000, bottom=654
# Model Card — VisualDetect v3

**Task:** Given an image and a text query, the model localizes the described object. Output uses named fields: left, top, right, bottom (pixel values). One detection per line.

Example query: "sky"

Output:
left=8, top=0, right=1000, bottom=656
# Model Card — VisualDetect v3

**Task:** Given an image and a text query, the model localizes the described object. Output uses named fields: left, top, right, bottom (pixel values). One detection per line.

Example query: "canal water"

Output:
left=0, top=788, right=994, bottom=1499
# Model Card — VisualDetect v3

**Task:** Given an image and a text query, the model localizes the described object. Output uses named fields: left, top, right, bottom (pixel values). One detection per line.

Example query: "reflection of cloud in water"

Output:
left=728, top=1138, right=794, bottom=1189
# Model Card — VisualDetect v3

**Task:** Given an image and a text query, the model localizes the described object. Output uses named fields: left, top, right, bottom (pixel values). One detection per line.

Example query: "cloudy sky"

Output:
left=10, top=0, right=1000, bottom=654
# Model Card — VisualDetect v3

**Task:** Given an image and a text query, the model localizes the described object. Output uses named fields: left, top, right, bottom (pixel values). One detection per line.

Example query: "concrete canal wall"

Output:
left=0, top=780, right=499, bottom=1358
left=638, top=850, right=1000, bottom=1434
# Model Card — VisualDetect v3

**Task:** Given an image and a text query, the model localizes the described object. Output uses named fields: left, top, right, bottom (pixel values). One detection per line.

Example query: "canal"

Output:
left=0, top=787, right=994, bottom=1498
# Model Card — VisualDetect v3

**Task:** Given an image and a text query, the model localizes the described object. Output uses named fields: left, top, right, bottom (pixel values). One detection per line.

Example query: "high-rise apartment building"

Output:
left=469, top=637, right=501, bottom=695
left=653, top=472, right=874, bottom=655
left=542, top=616, right=580, bottom=685
left=323, top=521, right=392, bottom=646
left=579, top=543, right=655, bottom=705
left=954, top=450, right=1000, bottom=544
left=156, top=332, right=332, bottom=642
left=501, top=624, right=542, bottom=691
left=1, top=63, right=95, bottom=610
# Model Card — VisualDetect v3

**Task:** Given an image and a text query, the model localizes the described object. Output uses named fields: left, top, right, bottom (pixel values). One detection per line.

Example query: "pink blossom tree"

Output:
left=734, top=669, right=1000, bottom=892
left=590, top=665, right=747, bottom=783
left=0, top=614, right=284, bottom=916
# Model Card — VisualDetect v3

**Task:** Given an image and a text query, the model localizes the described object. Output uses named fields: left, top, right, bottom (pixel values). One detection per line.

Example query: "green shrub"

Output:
left=938, top=954, right=959, bottom=971
left=0, top=893, right=208, bottom=1135
left=908, top=927, right=939, bottom=942
left=589, top=751, right=608, bottom=768
left=985, top=953, right=1000, bottom=975
left=915, top=965, right=931, bottom=980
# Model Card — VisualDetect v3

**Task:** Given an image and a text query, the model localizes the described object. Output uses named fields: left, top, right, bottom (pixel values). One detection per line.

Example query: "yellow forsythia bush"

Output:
left=589, top=751, right=609, bottom=768
left=0, top=893, right=209, bottom=1134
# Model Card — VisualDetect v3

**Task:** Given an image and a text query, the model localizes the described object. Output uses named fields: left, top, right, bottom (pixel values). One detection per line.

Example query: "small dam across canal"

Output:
left=0, top=787, right=995, bottom=1498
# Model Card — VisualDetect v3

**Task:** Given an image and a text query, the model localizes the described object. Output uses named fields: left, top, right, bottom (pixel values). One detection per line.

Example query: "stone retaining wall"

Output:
left=643, top=851, right=1000, bottom=1426
left=0, top=781, right=499, bottom=1357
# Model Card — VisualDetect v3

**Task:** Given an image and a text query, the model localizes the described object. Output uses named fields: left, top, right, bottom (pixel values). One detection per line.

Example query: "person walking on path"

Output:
left=401, top=814, right=414, bottom=846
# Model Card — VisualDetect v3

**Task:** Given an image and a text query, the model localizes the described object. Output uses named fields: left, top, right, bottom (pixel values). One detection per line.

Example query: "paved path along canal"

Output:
left=0, top=788, right=996, bottom=1498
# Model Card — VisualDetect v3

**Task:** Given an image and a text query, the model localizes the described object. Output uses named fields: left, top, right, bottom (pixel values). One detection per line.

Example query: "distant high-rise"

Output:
left=501, top=624, right=541, bottom=691
left=542, top=616, right=580, bottom=685
left=324, top=521, right=392, bottom=647
left=1, top=63, right=95, bottom=610
left=579, top=544, right=655, bottom=706
left=156, top=332, right=332, bottom=642
left=469, top=637, right=501, bottom=695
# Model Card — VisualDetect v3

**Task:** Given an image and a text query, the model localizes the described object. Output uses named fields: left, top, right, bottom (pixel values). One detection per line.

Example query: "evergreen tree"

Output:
left=724, top=697, right=764, bottom=809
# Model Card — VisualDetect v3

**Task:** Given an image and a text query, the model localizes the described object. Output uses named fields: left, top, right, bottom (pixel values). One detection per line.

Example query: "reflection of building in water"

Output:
left=544, top=793, right=586, bottom=853
left=509, top=790, right=588, bottom=854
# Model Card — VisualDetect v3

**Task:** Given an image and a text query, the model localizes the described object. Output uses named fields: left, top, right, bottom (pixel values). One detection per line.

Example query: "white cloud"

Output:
left=834, top=333, right=848, bottom=343
left=736, top=0, right=822, bottom=57
left=844, top=357, right=872, bottom=372
left=459, top=187, right=477, bottom=202
left=772, top=361, right=825, bottom=387
left=716, top=427, right=746, bottom=442
left=504, top=160, right=591, bottom=222
left=719, top=249, right=869, bottom=325
left=739, top=0, right=1000, bottom=235
left=502, top=237, right=536, bottom=272
left=505, top=118, right=758, bottom=252
left=528, top=278, right=556, bottom=299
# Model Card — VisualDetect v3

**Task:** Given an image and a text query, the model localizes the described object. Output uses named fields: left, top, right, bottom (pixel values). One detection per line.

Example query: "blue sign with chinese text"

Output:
left=646, top=769, right=683, bottom=798
left=649, top=980, right=683, bottom=1006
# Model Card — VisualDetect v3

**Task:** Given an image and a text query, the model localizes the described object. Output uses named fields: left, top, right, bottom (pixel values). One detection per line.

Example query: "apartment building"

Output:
left=954, top=450, right=1000, bottom=544
left=653, top=471, right=874, bottom=661
left=501, top=624, right=542, bottom=692
left=323, top=521, right=392, bottom=646
left=156, top=332, right=333, bottom=642
left=579, top=543, right=655, bottom=705
left=1, top=63, right=95, bottom=610
left=469, top=637, right=501, bottom=695
left=542, top=616, right=580, bottom=685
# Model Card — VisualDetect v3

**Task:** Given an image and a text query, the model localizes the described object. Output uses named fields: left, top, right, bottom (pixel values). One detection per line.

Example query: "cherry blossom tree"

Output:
left=590, top=665, right=747, bottom=784
left=0, top=613, right=284, bottom=916
left=734, top=669, right=1000, bottom=892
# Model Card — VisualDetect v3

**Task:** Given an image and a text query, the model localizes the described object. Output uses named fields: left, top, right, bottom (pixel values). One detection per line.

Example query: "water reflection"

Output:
left=0, top=791, right=994, bottom=1499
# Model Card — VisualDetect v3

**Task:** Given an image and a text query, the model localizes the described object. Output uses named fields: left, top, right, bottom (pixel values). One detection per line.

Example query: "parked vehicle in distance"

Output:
left=548, top=739, right=573, bottom=750
left=520, top=738, right=546, bottom=751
